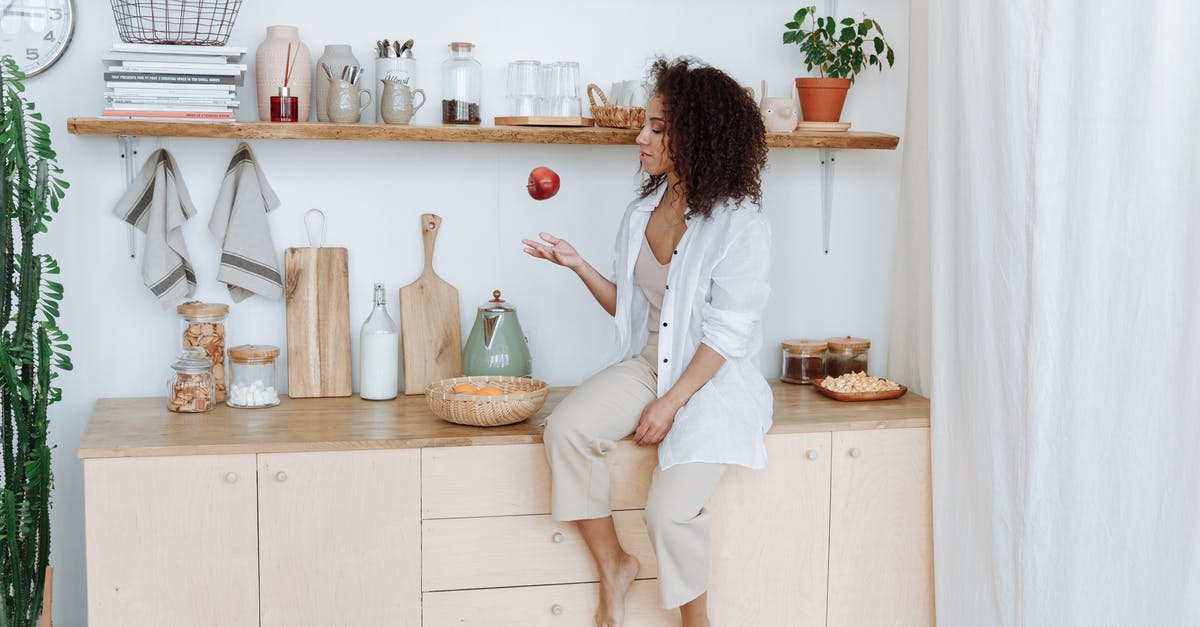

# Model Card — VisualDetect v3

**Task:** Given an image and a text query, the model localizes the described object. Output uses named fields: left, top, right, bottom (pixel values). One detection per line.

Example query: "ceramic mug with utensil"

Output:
left=327, top=77, right=372, bottom=123
left=380, top=80, right=426, bottom=124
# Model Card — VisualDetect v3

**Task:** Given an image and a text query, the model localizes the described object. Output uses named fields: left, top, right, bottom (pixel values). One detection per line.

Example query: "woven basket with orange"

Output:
left=425, top=376, right=549, bottom=427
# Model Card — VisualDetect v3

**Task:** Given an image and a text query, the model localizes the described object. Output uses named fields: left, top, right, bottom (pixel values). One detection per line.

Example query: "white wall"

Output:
left=29, top=1, right=907, bottom=624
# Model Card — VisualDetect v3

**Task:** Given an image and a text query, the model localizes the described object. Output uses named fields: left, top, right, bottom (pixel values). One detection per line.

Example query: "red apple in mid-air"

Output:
left=527, top=166, right=561, bottom=200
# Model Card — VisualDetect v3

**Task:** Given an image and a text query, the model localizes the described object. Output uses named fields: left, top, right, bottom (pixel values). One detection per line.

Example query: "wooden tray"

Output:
left=795, top=121, right=851, bottom=133
left=494, top=116, right=594, bottom=127
left=811, top=378, right=908, bottom=402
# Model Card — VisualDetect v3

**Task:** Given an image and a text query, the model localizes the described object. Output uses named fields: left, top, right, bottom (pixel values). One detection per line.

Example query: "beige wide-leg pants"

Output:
left=543, top=332, right=727, bottom=610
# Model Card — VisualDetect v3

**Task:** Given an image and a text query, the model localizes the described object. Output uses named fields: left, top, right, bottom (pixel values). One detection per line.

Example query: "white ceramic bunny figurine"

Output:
left=759, top=79, right=800, bottom=132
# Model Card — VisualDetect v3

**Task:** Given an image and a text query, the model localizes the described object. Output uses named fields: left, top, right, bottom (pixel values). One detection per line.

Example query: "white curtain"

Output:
left=890, top=1, right=1200, bottom=625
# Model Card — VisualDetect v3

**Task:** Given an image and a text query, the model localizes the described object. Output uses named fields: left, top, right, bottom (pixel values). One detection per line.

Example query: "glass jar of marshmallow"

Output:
left=226, top=345, right=281, bottom=408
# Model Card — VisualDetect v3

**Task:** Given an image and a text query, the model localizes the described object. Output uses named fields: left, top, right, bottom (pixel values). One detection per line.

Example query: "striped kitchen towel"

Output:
left=209, top=142, right=283, bottom=302
left=112, top=148, right=197, bottom=306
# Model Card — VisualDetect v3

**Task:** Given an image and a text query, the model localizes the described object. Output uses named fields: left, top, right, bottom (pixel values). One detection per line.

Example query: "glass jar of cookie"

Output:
left=167, top=347, right=216, bottom=413
left=177, top=301, right=229, bottom=404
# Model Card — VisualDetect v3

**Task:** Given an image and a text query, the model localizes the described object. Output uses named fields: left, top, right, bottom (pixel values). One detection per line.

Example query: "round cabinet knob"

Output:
left=806, top=450, right=818, bottom=461
left=552, top=532, right=564, bottom=543
left=225, top=472, right=238, bottom=483
left=849, top=448, right=861, bottom=458
left=276, top=471, right=288, bottom=482
left=551, top=604, right=564, bottom=616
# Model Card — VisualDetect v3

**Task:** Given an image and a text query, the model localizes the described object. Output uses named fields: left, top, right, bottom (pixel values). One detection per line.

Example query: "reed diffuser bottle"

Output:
left=359, top=283, right=400, bottom=400
left=269, top=41, right=301, bottom=122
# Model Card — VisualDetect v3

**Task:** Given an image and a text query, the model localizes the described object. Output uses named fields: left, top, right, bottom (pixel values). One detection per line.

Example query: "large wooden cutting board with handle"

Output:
left=285, top=210, right=352, bottom=398
left=399, top=213, right=462, bottom=394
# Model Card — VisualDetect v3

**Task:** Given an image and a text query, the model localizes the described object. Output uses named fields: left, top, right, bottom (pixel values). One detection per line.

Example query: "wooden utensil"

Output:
left=399, top=213, right=462, bottom=394
left=285, top=210, right=352, bottom=398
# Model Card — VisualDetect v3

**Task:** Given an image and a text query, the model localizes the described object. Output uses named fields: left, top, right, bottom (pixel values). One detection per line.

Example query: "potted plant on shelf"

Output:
left=0, top=56, right=72, bottom=627
left=783, top=5, right=895, bottom=124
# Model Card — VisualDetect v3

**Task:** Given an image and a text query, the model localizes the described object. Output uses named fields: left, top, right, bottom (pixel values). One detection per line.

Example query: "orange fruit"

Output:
left=451, top=384, right=478, bottom=394
left=475, top=386, right=503, bottom=396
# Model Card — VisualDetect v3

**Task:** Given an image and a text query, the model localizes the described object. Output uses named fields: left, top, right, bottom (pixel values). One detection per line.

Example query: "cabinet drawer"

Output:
left=422, top=442, right=657, bottom=519
left=423, top=580, right=674, bottom=627
left=422, top=510, right=656, bottom=591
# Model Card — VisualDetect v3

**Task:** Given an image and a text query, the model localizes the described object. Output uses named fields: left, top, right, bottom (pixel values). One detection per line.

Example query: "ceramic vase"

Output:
left=315, top=44, right=359, bottom=122
left=256, top=25, right=312, bottom=122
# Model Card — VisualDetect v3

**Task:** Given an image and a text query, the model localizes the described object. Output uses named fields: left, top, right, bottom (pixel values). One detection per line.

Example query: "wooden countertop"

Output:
left=77, top=379, right=929, bottom=459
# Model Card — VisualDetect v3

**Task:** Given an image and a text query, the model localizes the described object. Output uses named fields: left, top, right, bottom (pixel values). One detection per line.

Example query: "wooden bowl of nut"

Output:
left=811, top=373, right=907, bottom=402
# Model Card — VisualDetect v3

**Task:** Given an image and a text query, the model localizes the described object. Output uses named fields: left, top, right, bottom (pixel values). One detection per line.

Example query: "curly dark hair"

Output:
left=638, top=57, right=767, bottom=219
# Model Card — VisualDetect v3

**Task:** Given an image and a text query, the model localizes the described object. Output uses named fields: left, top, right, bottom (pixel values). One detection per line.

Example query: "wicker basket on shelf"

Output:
left=587, top=83, right=646, bottom=130
left=109, top=0, right=243, bottom=46
left=425, top=376, right=550, bottom=427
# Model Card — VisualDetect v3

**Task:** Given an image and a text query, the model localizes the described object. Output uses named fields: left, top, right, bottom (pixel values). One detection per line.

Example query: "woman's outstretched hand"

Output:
left=522, top=232, right=583, bottom=272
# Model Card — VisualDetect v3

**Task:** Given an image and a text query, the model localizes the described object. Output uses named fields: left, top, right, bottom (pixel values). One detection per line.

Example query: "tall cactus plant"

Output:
left=0, top=57, right=71, bottom=627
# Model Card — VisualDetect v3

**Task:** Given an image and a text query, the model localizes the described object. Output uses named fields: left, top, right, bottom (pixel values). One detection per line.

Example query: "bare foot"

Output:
left=595, top=552, right=640, bottom=626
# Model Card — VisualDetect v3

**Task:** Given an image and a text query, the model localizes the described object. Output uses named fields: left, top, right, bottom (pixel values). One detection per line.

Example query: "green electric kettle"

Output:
left=462, top=290, right=532, bottom=377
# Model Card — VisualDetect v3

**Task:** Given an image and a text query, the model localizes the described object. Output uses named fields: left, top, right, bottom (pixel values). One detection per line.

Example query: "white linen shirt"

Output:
left=604, top=184, right=773, bottom=471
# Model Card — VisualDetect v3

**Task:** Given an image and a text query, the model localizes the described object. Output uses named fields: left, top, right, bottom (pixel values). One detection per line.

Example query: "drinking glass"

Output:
left=551, top=61, right=581, bottom=117
left=505, top=60, right=540, bottom=116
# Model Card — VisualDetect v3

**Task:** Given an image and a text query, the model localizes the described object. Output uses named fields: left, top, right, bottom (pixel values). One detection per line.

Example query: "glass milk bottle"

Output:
left=359, top=283, right=400, bottom=400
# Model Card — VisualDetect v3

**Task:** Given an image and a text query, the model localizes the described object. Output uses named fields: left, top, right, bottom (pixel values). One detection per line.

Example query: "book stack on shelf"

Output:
left=102, top=42, right=247, bottom=121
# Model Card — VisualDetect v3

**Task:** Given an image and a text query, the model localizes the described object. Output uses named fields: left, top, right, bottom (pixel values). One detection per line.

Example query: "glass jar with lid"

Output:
left=227, top=345, right=281, bottom=408
left=168, top=347, right=216, bottom=413
left=780, top=339, right=827, bottom=385
left=441, top=41, right=482, bottom=124
left=177, top=301, right=229, bottom=403
left=825, top=336, right=871, bottom=378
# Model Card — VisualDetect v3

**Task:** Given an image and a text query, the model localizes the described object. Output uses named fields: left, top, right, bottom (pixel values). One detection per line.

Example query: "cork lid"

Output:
left=177, top=301, right=229, bottom=316
left=827, top=336, right=871, bottom=350
left=449, top=41, right=474, bottom=52
left=782, top=339, right=827, bottom=354
left=228, top=344, right=281, bottom=363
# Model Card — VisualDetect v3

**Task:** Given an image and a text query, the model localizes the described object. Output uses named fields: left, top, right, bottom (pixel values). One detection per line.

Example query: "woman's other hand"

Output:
left=522, top=232, right=583, bottom=271
left=633, top=397, right=682, bottom=446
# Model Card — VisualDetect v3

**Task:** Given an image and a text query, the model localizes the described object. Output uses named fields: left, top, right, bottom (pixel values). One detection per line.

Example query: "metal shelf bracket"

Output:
left=119, top=134, right=139, bottom=259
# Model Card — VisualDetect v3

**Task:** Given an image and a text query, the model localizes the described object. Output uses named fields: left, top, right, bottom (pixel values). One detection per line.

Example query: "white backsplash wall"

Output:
left=31, top=1, right=908, bottom=624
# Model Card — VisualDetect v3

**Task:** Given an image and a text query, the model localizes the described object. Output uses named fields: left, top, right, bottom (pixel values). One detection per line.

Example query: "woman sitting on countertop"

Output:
left=522, top=56, right=772, bottom=627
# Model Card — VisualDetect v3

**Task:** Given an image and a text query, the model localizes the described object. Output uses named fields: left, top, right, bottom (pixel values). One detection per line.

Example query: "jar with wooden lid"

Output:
left=167, top=347, right=215, bottom=413
left=825, top=336, right=870, bottom=378
left=227, top=345, right=281, bottom=408
left=780, top=339, right=827, bottom=384
left=177, top=301, right=229, bottom=403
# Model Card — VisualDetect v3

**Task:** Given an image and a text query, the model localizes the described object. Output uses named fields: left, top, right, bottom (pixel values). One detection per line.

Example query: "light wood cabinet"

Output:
left=827, top=428, right=934, bottom=627
left=257, top=450, right=420, bottom=627
left=83, top=455, right=259, bottom=627
left=708, top=432, right=832, bottom=627
left=80, top=386, right=932, bottom=626
left=84, top=450, right=421, bottom=627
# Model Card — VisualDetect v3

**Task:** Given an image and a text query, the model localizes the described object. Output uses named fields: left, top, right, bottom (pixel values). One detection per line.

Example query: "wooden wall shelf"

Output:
left=66, top=118, right=899, bottom=150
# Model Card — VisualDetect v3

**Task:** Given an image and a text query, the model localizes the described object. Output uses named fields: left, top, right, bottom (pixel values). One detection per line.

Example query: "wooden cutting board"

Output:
left=399, top=213, right=462, bottom=394
left=285, top=246, right=352, bottom=397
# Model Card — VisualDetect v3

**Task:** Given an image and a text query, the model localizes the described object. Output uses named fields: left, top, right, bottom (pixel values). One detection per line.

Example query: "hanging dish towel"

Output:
left=209, top=142, right=283, bottom=302
left=112, top=148, right=197, bottom=306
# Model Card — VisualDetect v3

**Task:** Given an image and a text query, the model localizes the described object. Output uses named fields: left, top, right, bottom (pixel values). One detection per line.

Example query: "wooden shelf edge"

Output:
left=67, top=118, right=899, bottom=150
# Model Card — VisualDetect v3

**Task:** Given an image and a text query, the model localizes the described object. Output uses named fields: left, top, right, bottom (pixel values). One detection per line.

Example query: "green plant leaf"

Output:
left=841, top=27, right=855, bottom=42
left=786, top=21, right=799, bottom=29
left=875, top=37, right=884, bottom=54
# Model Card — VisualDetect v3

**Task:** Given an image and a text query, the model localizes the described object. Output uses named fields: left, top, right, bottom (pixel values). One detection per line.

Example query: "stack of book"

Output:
left=102, top=42, right=247, bottom=121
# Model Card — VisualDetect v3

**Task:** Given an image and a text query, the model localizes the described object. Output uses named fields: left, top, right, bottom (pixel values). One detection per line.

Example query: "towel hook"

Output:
left=304, top=209, right=326, bottom=248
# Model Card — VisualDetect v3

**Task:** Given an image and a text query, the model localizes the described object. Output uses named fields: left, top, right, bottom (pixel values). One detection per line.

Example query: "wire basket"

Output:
left=425, top=376, right=550, bottom=427
left=110, top=0, right=243, bottom=46
left=586, top=83, right=646, bottom=130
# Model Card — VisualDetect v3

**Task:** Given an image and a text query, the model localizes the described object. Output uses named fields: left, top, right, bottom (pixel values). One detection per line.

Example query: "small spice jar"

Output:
left=227, top=345, right=281, bottom=408
left=177, top=301, right=229, bottom=404
left=825, top=336, right=871, bottom=378
left=168, top=347, right=216, bottom=413
left=780, top=340, right=827, bottom=385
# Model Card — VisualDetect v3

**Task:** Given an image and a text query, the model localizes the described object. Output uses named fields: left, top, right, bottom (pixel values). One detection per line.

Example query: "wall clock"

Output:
left=0, top=0, right=75, bottom=77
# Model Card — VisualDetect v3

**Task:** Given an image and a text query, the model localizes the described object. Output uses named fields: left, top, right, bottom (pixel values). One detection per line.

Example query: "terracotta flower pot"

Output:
left=795, top=77, right=851, bottom=123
